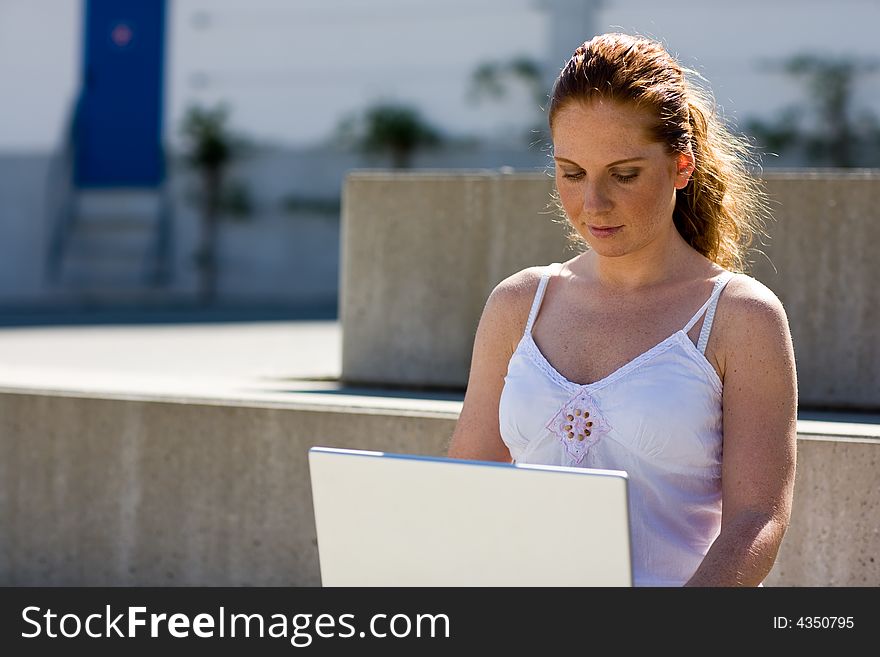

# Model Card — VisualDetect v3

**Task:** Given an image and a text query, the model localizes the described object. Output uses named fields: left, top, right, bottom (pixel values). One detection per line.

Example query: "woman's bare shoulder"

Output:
left=706, top=272, right=792, bottom=385
left=714, top=272, right=791, bottom=360
left=490, top=265, right=548, bottom=304
left=481, top=265, right=554, bottom=345
left=718, top=272, right=787, bottom=320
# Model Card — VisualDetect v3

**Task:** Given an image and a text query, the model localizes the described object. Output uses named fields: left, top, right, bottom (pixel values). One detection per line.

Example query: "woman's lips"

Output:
left=588, top=225, right=623, bottom=238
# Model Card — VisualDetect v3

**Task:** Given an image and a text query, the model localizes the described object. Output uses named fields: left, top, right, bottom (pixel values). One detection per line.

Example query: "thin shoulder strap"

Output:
left=524, top=263, right=563, bottom=334
left=682, top=272, right=735, bottom=354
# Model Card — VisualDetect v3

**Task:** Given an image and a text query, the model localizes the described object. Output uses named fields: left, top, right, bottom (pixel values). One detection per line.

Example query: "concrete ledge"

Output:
left=766, top=435, right=880, bottom=586
left=0, top=386, right=877, bottom=586
left=0, top=389, right=455, bottom=586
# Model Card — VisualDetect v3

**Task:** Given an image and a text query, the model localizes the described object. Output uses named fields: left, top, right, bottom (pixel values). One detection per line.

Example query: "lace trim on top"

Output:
left=519, top=328, right=689, bottom=395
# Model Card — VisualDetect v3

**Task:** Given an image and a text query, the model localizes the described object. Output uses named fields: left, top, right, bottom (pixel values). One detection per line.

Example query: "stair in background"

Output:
left=50, top=188, right=173, bottom=303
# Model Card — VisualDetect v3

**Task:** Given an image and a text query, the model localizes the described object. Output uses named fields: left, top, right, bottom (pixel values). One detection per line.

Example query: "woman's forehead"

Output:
left=552, top=99, right=657, bottom=138
left=551, top=100, right=662, bottom=162
left=551, top=99, right=665, bottom=161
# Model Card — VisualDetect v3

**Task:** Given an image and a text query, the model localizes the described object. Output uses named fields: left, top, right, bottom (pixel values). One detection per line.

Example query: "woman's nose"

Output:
left=582, top=182, right=612, bottom=213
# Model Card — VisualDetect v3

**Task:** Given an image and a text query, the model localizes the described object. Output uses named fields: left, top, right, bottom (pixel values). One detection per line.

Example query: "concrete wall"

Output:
left=766, top=435, right=880, bottom=587
left=752, top=172, right=880, bottom=409
left=0, top=391, right=456, bottom=586
left=0, top=388, right=875, bottom=586
left=341, top=170, right=880, bottom=410
left=341, top=171, right=564, bottom=387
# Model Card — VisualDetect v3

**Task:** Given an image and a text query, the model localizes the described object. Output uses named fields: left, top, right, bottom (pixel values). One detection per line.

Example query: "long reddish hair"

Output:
left=549, top=33, right=769, bottom=273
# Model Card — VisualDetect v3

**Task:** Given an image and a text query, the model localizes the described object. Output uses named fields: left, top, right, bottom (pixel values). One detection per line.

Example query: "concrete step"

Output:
left=59, top=285, right=179, bottom=305
left=54, top=189, right=169, bottom=291
left=60, top=238, right=162, bottom=283
left=74, top=189, right=164, bottom=222
left=69, top=215, right=159, bottom=232
left=64, top=235, right=156, bottom=257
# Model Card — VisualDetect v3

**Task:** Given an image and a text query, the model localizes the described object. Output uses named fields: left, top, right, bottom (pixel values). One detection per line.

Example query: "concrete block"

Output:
left=341, top=173, right=495, bottom=387
left=341, top=171, right=570, bottom=387
left=341, top=170, right=880, bottom=410
left=766, top=435, right=880, bottom=586
left=0, top=391, right=456, bottom=586
left=754, top=172, right=880, bottom=409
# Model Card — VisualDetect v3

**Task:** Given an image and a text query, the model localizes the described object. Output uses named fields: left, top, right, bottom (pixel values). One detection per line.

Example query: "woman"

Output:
left=446, top=33, right=798, bottom=587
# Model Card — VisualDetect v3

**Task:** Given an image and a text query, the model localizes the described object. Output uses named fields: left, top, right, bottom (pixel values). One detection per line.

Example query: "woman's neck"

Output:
left=584, top=227, right=702, bottom=294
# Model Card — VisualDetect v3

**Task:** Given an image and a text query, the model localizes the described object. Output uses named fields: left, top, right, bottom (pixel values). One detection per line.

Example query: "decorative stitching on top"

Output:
left=544, top=388, right=611, bottom=465
left=521, top=329, right=683, bottom=393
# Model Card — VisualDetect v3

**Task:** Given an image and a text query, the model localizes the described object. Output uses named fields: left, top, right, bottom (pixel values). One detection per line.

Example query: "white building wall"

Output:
left=0, top=0, right=82, bottom=152
left=1, top=0, right=878, bottom=306
left=594, top=0, right=880, bottom=130
left=3, top=0, right=877, bottom=154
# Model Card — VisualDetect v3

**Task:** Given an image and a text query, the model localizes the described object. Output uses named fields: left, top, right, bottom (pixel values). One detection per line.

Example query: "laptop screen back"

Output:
left=308, top=447, right=632, bottom=586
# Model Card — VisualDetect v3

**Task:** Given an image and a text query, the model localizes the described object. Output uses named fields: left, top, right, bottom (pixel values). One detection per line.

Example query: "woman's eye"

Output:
left=562, top=171, right=585, bottom=180
left=613, top=173, right=638, bottom=184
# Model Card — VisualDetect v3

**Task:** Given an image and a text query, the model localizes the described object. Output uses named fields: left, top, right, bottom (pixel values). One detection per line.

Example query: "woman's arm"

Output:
left=447, top=271, right=538, bottom=462
left=686, top=279, right=798, bottom=586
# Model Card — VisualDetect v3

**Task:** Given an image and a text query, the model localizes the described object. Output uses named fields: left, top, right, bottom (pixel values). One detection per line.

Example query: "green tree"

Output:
left=468, top=55, right=548, bottom=144
left=180, top=103, right=251, bottom=304
left=747, top=55, right=880, bottom=167
left=337, top=102, right=443, bottom=169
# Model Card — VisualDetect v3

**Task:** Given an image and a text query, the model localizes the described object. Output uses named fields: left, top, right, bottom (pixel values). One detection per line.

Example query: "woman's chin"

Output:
left=577, top=234, right=629, bottom=257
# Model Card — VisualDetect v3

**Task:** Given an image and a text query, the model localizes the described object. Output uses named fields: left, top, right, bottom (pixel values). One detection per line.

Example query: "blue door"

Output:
left=74, top=0, right=166, bottom=187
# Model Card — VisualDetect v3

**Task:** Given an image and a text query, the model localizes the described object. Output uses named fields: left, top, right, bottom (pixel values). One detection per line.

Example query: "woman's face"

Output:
left=551, top=99, right=692, bottom=258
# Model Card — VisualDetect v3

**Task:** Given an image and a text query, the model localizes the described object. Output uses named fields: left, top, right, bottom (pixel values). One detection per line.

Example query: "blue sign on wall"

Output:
left=74, top=0, right=166, bottom=187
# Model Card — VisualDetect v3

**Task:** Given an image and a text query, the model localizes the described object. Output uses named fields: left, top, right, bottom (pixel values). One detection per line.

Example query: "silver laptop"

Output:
left=308, top=446, right=632, bottom=586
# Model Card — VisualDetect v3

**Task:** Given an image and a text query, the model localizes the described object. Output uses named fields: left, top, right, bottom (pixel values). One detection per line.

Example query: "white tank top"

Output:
left=499, top=263, right=735, bottom=586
